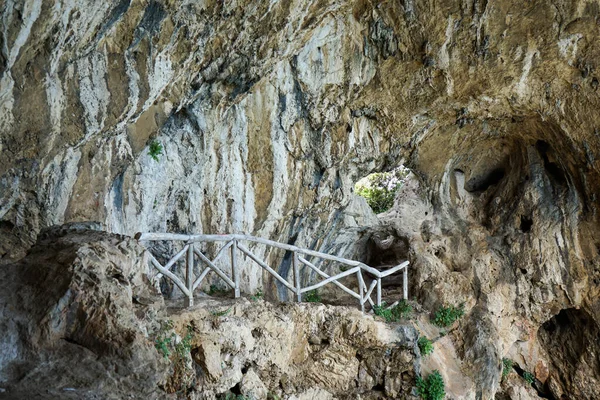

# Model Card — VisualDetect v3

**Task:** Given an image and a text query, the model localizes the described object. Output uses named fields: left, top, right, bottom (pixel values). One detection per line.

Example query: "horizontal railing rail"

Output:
left=135, top=232, right=409, bottom=311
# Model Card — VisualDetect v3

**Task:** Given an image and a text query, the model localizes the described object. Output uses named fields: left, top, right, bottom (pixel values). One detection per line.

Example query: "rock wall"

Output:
left=2, top=0, right=600, bottom=398
left=0, top=227, right=418, bottom=399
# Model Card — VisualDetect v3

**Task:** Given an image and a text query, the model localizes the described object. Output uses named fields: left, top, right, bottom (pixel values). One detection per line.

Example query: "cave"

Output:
left=1, top=1, right=600, bottom=399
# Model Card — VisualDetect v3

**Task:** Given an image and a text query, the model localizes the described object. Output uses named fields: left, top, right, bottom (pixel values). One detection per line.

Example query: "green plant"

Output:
left=148, top=140, right=163, bottom=161
left=155, top=335, right=172, bottom=358
left=416, top=370, right=445, bottom=400
left=208, top=284, right=229, bottom=296
left=355, top=167, right=409, bottom=214
left=433, top=304, right=464, bottom=328
left=211, top=307, right=232, bottom=317
left=305, top=289, right=321, bottom=303
left=502, top=358, right=513, bottom=379
left=373, top=300, right=413, bottom=322
left=523, top=371, right=535, bottom=385
left=174, top=325, right=194, bottom=358
left=418, top=336, right=434, bottom=357
left=154, top=320, right=174, bottom=358
left=250, top=289, right=263, bottom=301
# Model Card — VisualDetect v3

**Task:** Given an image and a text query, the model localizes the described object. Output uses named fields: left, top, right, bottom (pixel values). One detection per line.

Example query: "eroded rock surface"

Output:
left=0, top=228, right=419, bottom=399
left=2, top=0, right=600, bottom=398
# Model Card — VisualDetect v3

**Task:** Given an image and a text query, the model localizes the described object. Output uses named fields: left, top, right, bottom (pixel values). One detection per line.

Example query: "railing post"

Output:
left=377, top=277, right=382, bottom=306
left=185, top=243, right=194, bottom=307
left=232, top=240, right=240, bottom=298
left=357, top=271, right=365, bottom=313
left=293, top=252, right=301, bottom=302
left=403, top=266, right=408, bottom=300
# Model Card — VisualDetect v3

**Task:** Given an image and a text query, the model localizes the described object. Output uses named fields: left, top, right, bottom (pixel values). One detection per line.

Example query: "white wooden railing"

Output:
left=135, top=232, right=409, bottom=312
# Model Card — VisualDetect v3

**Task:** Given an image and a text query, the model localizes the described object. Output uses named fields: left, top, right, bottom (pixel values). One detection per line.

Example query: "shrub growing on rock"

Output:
left=416, top=370, right=445, bottom=400
left=305, top=289, right=321, bottom=303
left=373, top=300, right=412, bottom=322
left=433, top=304, right=464, bottom=327
left=523, top=371, right=535, bottom=385
left=418, top=336, right=434, bottom=356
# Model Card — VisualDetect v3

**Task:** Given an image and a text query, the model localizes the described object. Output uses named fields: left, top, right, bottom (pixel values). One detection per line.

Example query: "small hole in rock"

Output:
left=520, top=216, right=533, bottom=233
left=371, top=383, right=385, bottom=391
left=0, top=221, right=14, bottom=231
left=231, top=383, right=242, bottom=395
left=520, top=268, right=527, bottom=274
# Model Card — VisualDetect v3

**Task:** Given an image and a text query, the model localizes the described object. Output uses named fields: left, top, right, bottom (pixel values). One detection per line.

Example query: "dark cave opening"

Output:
left=0, top=220, right=15, bottom=231
left=535, top=140, right=567, bottom=186
left=520, top=216, right=533, bottom=233
left=464, top=167, right=505, bottom=193
left=363, top=234, right=409, bottom=288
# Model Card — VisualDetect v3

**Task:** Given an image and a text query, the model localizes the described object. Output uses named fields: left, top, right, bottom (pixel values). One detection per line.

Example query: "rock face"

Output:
left=0, top=228, right=418, bottom=399
left=2, top=0, right=600, bottom=399
left=0, top=225, right=168, bottom=398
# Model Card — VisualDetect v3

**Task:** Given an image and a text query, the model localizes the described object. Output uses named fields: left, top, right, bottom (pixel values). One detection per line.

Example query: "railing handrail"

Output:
left=135, top=232, right=409, bottom=311
left=135, top=232, right=408, bottom=279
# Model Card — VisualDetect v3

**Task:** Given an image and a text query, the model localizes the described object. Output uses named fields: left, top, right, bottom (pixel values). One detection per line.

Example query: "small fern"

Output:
left=148, top=140, right=163, bottom=162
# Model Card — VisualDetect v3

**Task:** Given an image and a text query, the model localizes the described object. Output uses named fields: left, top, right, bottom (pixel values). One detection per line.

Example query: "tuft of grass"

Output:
left=148, top=140, right=163, bottom=162
left=211, top=307, right=232, bottom=317
left=416, top=370, right=445, bottom=400
left=418, top=336, right=434, bottom=357
left=433, top=304, right=464, bottom=328
left=305, top=289, right=321, bottom=303
left=523, top=371, right=535, bottom=385
left=373, top=300, right=412, bottom=322
left=502, top=358, right=513, bottom=379
left=250, top=289, right=263, bottom=301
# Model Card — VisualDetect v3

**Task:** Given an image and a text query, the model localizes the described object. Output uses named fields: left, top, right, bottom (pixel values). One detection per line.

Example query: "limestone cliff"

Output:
left=2, top=0, right=600, bottom=399
left=0, top=227, right=418, bottom=399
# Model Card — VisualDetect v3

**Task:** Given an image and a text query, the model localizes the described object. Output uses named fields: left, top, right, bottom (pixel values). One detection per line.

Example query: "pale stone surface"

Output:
left=2, top=0, right=600, bottom=398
